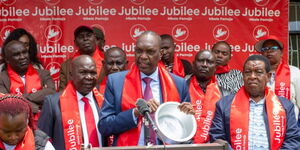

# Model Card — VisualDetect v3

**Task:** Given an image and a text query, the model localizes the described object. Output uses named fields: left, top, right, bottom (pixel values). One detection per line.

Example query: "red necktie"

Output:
left=81, top=97, right=100, bottom=147
left=142, top=77, right=156, bottom=144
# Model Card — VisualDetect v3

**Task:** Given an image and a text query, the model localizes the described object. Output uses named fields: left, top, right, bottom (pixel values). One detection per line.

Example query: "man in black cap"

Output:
left=59, top=25, right=104, bottom=91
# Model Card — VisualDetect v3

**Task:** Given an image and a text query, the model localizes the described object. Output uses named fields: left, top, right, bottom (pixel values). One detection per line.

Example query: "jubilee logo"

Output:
left=0, top=25, right=15, bottom=41
left=131, top=0, right=146, bottom=5
left=172, top=24, right=189, bottom=41
left=88, top=0, right=104, bottom=5
left=44, top=25, right=62, bottom=42
left=254, top=0, right=269, bottom=7
left=173, top=0, right=188, bottom=5
left=46, top=62, right=61, bottom=80
left=44, top=0, right=60, bottom=6
left=1, top=0, right=16, bottom=6
left=214, top=0, right=229, bottom=6
left=213, top=24, right=229, bottom=41
left=130, top=24, right=147, bottom=41
left=253, top=25, right=269, bottom=41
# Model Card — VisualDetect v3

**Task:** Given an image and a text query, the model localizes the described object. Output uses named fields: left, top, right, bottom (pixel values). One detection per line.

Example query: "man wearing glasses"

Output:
left=255, top=35, right=300, bottom=121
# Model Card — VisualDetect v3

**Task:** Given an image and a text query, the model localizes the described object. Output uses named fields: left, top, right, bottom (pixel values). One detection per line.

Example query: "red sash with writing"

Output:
left=230, top=87, right=286, bottom=150
left=215, top=64, right=230, bottom=74
left=116, top=63, right=181, bottom=146
left=60, top=82, right=104, bottom=150
left=0, top=127, right=35, bottom=150
left=7, top=64, right=42, bottom=95
left=99, top=76, right=107, bottom=94
left=189, top=76, right=221, bottom=143
left=73, top=48, right=104, bottom=77
left=275, top=62, right=291, bottom=100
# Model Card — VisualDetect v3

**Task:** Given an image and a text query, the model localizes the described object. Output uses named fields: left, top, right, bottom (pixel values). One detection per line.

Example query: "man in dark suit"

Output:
left=99, top=31, right=194, bottom=146
left=38, top=55, right=105, bottom=149
left=0, top=40, right=55, bottom=121
left=160, top=34, right=192, bottom=78
left=209, top=55, right=300, bottom=149
left=59, top=25, right=104, bottom=91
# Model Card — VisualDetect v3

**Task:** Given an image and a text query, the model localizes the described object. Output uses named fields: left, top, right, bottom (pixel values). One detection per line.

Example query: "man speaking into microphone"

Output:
left=99, top=31, right=194, bottom=146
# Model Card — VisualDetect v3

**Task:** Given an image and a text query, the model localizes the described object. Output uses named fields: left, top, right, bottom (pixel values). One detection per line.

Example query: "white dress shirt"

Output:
left=77, top=91, right=102, bottom=148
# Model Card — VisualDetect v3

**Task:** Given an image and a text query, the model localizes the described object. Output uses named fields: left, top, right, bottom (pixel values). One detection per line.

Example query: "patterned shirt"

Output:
left=248, top=98, right=269, bottom=150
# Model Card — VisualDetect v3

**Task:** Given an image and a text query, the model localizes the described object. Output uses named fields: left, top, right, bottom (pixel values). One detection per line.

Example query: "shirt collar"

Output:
left=249, top=97, right=265, bottom=105
left=76, top=91, right=93, bottom=102
left=140, top=67, right=159, bottom=82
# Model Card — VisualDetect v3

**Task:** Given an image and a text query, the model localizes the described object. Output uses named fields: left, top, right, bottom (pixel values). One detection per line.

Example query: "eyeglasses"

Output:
left=261, top=46, right=281, bottom=52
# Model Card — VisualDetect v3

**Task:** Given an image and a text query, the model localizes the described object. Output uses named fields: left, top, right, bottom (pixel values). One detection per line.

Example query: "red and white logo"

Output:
left=44, top=0, right=60, bottom=5
left=46, top=62, right=61, bottom=80
left=213, top=24, right=229, bottom=41
left=1, top=0, right=16, bottom=6
left=172, top=24, right=189, bottom=41
left=173, top=0, right=188, bottom=5
left=0, top=25, right=16, bottom=41
left=214, top=0, right=229, bottom=6
left=130, top=24, right=147, bottom=41
left=44, top=25, right=62, bottom=42
left=88, top=0, right=104, bottom=5
left=131, top=0, right=146, bottom=5
left=92, top=24, right=106, bottom=35
left=253, top=0, right=269, bottom=6
left=253, top=25, right=269, bottom=41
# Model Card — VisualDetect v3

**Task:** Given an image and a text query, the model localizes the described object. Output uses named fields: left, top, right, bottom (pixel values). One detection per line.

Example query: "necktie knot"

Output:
left=143, top=77, right=152, bottom=85
left=81, top=97, right=89, bottom=104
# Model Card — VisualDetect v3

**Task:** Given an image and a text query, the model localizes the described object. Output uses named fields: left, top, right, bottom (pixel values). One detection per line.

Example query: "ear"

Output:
left=266, top=72, right=272, bottom=83
left=74, top=39, right=78, bottom=47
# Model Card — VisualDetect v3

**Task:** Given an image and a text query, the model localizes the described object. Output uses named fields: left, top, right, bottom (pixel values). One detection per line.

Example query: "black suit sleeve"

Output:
left=38, top=95, right=54, bottom=138
left=181, top=59, right=193, bottom=76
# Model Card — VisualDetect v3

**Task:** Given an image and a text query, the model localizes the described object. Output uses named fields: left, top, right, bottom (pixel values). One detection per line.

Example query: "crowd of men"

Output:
left=0, top=25, right=299, bottom=150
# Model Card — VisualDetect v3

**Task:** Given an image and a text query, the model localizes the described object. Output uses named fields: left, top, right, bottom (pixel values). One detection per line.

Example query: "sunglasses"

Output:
left=261, top=46, right=281, bottom=52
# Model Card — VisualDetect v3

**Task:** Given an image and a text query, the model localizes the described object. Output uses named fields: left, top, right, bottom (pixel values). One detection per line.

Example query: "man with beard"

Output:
left=255, top=36, right=300, bottom=119
left=187, top=50, right=221, bottom=143
left=98, top=47, right=128, bottom=94
left=210, top=55, right=300, bottom=149
left=38, top=55, right=105, bottom=149
left=0, top=40, right=55, bottom=124
left=59, top=25, right=104, bottom=91
left=99, top=31, right=194, bottom=146
left=160, top=34, right=192, bottom=78
left=212, top=41, right=243, bottom=96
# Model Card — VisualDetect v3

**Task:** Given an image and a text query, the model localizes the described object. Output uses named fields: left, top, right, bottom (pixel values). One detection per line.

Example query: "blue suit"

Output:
left=99, top=70, right=190, bottom=145
left=209, top=94, right=300, bottom=149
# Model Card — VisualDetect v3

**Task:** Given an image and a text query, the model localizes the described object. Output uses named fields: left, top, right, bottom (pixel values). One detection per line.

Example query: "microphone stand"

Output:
left=143, top=117, right=151, bottom=146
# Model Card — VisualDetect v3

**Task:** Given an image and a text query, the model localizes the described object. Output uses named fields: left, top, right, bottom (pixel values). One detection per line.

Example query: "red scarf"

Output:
left=0, top=127, right=35, bottom=150
left=161, top=55, right=185, bottom=77
left=60, top=82, right=104, bottom=150
left=116, top=63, right=181, bottom=146
left=215, top=64, right=230, bottom=74
left=274, top=62, right=291, bottom=100
left=189, top=76, right=221, bottom=143
left=7, top=64, right=42, bottom=95
left=99, top=76, right=107, bottom=94
left=73, top=48, right=104, bottom=77
left=230, top=87, right=286, bottom=150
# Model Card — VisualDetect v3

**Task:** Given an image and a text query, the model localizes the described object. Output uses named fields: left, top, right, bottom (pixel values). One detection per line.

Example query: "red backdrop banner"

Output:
left=0, top=0, right=289, bottom=88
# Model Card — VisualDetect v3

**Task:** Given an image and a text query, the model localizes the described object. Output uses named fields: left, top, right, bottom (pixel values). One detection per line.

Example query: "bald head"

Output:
left=103, top=47, right=128, bottom=75
left=135, top=31, right=162, bottom=75
left=71, top=55, right=97, bottom=95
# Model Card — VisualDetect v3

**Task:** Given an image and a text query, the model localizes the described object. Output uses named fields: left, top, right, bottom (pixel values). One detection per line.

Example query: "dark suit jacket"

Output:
left=38, top=92, right=105, bottom=150
left=99, top=70, right=190, bottom=145
left=209, top=94, right=300, bottom=149
left=0, top=69, right=55, bottom=113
